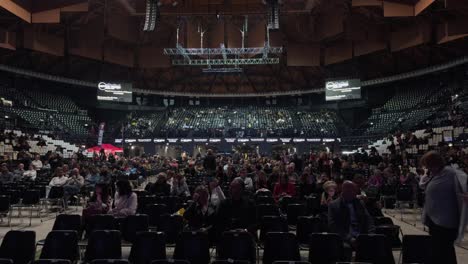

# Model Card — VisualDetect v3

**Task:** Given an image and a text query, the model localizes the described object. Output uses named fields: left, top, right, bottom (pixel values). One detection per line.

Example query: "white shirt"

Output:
left=235, top=176, right=254, bottom=191
left=23, top=170, right=37, bottom=181
left=49, top=176, right=68, bottom=187
left=31, top=160, right=43, bottom=170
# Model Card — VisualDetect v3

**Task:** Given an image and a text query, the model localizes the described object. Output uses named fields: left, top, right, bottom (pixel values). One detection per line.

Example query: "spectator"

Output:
left=203, top=149, right=217, bottom=175
left=320, top=181, right=338, bottom=207
left=150, top=173, right=171, bottom=196
left=368, top=169, right=384, bottom=188
left=273, top=172, right=296, bottom=202
left=328, top=181, right=375, bottom=247
left=109, top=180, right=137, bottom=217
left=23, top=164, right=37, bottom=181
left=0, top=163, right=13, bottom=183
left=171, top=173, right=190, bottom=198
left=255, top=170, right=268, bottom=191
left=216, top=179, right=256, bottom=238
left=234, top=168, right=254, bottom=192
left=63, top=168, right=84, bottom=207
left=31, top=155, right=43, bottom=170
left=421, top=151, right=468, bottom=264
left=184, top=185, right=214, bottom=232
left=42, top=160, right=51, bottom=170
left=12, top=163, right=26, bottom=181
left=208, top=177, right=225, bottom=210
left=49, top=167, right=68, bottom=187
left=83, top=183, right=112, bottom=236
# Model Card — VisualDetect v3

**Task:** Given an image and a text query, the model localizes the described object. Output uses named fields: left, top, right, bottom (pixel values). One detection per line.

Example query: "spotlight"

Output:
left=143, top=0, right=159, bottom=31
left=4, top=115, right=8, bottom=119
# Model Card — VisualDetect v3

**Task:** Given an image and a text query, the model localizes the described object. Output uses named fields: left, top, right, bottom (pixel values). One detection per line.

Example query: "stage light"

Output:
left=143, top=0, right=159, bottom=32
left=266, top=0, right=280, bottom=30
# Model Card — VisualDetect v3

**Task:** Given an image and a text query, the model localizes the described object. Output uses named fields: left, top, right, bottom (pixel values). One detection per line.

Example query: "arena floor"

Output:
left=0, top=206, right=466, bottom=263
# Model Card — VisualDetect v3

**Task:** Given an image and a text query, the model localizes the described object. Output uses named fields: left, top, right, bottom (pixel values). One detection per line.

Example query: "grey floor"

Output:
left=0, top=206, right=467, bottom=263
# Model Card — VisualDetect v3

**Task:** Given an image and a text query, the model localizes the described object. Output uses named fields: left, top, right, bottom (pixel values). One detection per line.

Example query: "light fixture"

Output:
left=143, top=0, right=159, bottom=31
left=266, top=0, right=280, bottom=30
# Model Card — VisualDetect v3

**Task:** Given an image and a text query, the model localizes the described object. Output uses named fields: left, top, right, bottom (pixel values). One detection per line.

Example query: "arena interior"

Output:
left=0, top=0, right=466, bottom=263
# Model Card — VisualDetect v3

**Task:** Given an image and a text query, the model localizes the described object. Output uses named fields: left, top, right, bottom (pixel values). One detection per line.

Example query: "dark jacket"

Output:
left=203, top=154, right=217, bottom=171
left=149, top=182, right=171, bottom=196
left=328, top=197, right=375, bottom=241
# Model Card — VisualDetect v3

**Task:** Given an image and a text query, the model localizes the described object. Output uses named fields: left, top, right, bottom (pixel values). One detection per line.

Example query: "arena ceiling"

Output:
left=0, top=0, right=467, bottom=94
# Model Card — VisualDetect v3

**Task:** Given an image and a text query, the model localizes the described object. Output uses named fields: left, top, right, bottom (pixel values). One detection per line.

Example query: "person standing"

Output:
left=421, top=151, right=468, bottom=264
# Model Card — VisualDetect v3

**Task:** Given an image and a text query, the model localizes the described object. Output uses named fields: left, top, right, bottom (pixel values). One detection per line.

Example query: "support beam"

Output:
left=0, top=0, right=31, bottom=23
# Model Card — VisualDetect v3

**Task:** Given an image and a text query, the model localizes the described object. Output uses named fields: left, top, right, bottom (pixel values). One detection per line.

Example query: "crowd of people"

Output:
left=0, top=128, right=467, bottom=263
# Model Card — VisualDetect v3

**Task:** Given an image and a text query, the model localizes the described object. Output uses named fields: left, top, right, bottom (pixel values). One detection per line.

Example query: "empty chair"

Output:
left=33, top=260, right=71, bottom=264
left=308, top=233, right=344, bottom=264
left=90, top=261, right=129, bottom=264
left=355, top=234, right=394, bottom=264
left=53, top=214, right=82, bottom=233
left=40, top=231, right=79, bottom=262
left=305, top=196, right=321, bottom=216
left=273, top=262, right=310, bottom=264
left=89, top=214, right=117, bottom=232
left=259, top=216, right=288, bottom=242
left=122, top=214, right=149, bottom=242
left=296, top=216, right=321, bottom=245
left=151, top=260, right=190, bottom=264
left=256, top=204, right=280, bottom=222
left=217, top=230, right=256, bottom=264
left=158, top=214, right=184, bottom=244
left=375, top=225, right=402, bottom=248
left=286, top=204, right=306, bottom=226
left=278, top=196, right=296, bottom=213
left=146, top=204, right=168, bottom=227
left=373, top=217, right=393, bottom=226
left=401, top=235, right=431, bottom=264
left=0, top=195, right=11, bottom=226
left=137, top=196, right=156, bottom=214
left=256, top=196, right=275, bottom=205
left=0, top=259, right=12, bottom=264
left=263, top=232, right=300, bottom=264
left=0, top=230, right=36, bottom=264
left=174, top=231, right=210, bottom=264
left=129, top=232, right=166, bottom=264
left=85, top=230, right=122, bottom=263
left=18, top=189, right=41, bottom=225
left=213, top=261, right=250, bottom=264
left=156, top=196, right=180, bottom=213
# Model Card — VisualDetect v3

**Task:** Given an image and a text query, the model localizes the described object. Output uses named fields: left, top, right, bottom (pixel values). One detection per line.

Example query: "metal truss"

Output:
left=163, top=47, right=283, bottom=56
left=171, top=58, right=280, bottom=66
left=202, top=68, right=243, bottom=73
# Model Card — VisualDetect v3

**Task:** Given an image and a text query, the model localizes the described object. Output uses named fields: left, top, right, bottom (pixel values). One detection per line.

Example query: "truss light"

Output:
left=143, top=0, right=159, bottom=31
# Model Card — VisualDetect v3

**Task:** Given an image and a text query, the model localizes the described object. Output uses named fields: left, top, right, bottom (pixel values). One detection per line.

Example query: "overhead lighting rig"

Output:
left=143, top=0, right=159, bottom=31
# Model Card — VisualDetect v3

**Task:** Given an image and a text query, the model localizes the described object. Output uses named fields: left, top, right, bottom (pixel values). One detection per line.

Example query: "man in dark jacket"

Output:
left=328, top=181, right=375, bottom=247
left=203, top=149, right=217, bottom=176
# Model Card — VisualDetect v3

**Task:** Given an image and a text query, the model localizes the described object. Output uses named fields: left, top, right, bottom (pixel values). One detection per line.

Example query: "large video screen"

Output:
left=325, top=79, right=361, bottom=101
left=97, top=82, right=132, bottom=103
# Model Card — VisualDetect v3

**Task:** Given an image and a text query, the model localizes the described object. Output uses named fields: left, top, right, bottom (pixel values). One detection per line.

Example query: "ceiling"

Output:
left=0, top=0, right=467, bottom=94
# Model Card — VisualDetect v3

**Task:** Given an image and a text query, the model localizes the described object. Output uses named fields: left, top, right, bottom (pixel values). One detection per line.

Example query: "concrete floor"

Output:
left=0, top=207, right=466, bottom=263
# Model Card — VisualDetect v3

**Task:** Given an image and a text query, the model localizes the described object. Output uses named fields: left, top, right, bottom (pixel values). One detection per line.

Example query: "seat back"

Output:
left=146, top=204, right=168, bottom=227
left=217, top=230, right=256, bottom=264
left=308, top=233, right=344, bottom=264
left=158, top=214, right=184, bottom=244
left=22, top=190, right=40, bottom=205
left=256, top=204, right=280, bottom=222
left=174, top=231, right=210, bottom=264
left=33, top=260, right=71, bottom=264
left=0, top=195, right=10, bottom=212
left=256, top=196, right=275, bottom=205
left=296, top=216, right=321, bottom=245
left=401, top=235, right=431, bottom=264
left=151, top=260, right=190, bottom=264
left=373, top=217, right=393, bottom=226
left=396, top=185, right=413, bottom=202
left=263, top=232, right=300, bottom=264
left=40, top=231, right=79, bottom=262
left=156, top=196, right=180, bottom=213
left=213, top=261, right=250, bottom=264
left=0, top=230, right=36, bottom=264
left=53, top=214, right=82, bottom=232
left=90, top=260, right=129, bottom=264
left=129, top=232, right=166, bottom=264
left=355, top=234, right=394, bottom=264
left=122, top=214, right=149, bottom=242
left=85, top=230, right=122, bottom=262
left=137, top=195, right=156, bottom=214
left=90, top=214, right=117, bottom=232
left=260, top=216, right=288, bottom=242
left=286, top=204, right=306, bottom=226
left=375, top=225, right=402, bottom=248
left=0, top=259, right=12, bottom=264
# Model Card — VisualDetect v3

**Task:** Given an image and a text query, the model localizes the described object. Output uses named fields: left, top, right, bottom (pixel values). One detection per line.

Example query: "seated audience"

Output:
left=234, top=168, right=254, bottom=192
left=31, top=155, right=43, bottom=170
left=320, top=180, right=338, bottom=208
left=273, top=172, right=296, bottom=202
left=208, top=177, right=226, bottom=210
left=328, top=181, right=375, bottom=247
left=150, top=172, right=171, bottom=196
left=63, top=168, right=84, bottom=206
left=171, top=173, right=190, bottom=198
left=0, top=163, right=13, bottom=183
left=23, top=164, right=37, bottom=181
left=184, top=185, right=214, bottom=231
left=109, top=180, right=138, bottom=217
left=49, top=167, right=68, bottom=187
left=367, top=169, right=384, bottom=188
left=12, top=163, right=25, bottom=181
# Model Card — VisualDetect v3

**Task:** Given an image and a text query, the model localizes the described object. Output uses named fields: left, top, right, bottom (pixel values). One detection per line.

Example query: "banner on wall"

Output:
left=97, top=122, right=105, bottom=146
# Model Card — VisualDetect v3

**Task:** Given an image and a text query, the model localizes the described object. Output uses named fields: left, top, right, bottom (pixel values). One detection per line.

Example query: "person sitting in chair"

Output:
left=328, top=181, right=375, bottom=248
